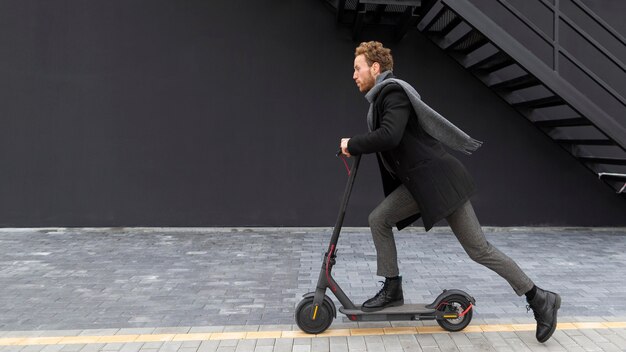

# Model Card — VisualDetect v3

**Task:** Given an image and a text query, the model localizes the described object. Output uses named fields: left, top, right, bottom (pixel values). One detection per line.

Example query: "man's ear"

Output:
left=371, top=62, right=380, bottom=75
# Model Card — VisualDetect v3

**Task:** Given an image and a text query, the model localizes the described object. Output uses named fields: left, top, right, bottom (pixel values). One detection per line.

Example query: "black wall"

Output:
left=1, top=1, right=625, bottom=227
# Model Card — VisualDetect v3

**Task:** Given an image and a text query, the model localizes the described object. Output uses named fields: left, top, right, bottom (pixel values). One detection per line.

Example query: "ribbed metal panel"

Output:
left=429, top=9, right=456, bottom=32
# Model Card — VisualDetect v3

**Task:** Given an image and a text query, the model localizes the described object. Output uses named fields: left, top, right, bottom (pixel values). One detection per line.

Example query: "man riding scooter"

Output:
left=341, top=41, right=561, bottom=343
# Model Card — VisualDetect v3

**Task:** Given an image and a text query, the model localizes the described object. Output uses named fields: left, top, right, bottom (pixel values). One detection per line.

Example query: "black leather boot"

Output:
left=361, top=276, right=404, bottom=312
left=527, top=287, right=561, bottom=343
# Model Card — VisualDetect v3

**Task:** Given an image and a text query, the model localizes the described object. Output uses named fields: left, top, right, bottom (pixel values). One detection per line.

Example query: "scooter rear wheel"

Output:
left=436, top=294, right=473, bottom=332
left=295, top=296, right=334, bottom=334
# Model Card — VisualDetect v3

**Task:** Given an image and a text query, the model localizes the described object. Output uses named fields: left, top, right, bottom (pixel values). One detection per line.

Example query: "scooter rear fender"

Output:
left=425, top=289, right=476, bottom=309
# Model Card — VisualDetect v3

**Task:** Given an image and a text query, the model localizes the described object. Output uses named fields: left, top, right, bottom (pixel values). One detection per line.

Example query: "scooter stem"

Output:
left=328, top=154, right=361, bottom=250
left=312, top=154, right=362, bottom=314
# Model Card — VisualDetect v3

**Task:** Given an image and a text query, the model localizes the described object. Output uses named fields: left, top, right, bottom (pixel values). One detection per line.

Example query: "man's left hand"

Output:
left=341, top=138, right=351, bottom=157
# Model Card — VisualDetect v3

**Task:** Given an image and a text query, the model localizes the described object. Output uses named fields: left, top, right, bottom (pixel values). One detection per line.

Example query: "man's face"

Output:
left=353, top=54, right=377, bottom=93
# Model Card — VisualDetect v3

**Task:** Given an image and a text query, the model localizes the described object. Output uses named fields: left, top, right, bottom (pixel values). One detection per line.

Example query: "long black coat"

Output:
left=348, top=74, right=475, bottom=231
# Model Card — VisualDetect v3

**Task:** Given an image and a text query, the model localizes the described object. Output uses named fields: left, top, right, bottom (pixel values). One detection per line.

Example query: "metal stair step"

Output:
left=512, top=96, right=565, bottom=109
left=332, top=0, right=425, bottom=39
left=471, top=56, right=515, bottom=74
left=578, top=156, right=626, bottom=165
left=422, top=7, right=450, bottom=32
left=466, top=51, right=507, bottom=71
left=447, top=30, right=489, bottom=54
left=490, top=74, right=541, bottom=92
left=556, top=139, right=615, bottom=146
left=434, top=15, right=462, bottom=37
left=534, top=117, right=592, bottom=128
left=599, top=172, right=626, bottom=181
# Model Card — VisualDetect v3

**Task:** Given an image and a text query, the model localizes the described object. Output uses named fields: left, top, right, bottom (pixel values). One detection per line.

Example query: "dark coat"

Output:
left=348, top=74, right=475, bottom=231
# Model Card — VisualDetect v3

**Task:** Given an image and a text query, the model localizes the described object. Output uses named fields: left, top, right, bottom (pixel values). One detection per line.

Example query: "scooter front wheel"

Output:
left=295, top=296, right=334, bottom=334
left=436, top=294, right=473, bottom=332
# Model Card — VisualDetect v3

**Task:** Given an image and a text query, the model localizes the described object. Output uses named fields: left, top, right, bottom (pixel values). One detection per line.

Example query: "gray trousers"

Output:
left=369, top=184, right=534, bottom=296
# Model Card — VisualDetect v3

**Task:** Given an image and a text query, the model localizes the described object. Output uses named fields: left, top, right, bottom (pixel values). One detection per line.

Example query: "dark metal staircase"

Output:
left=322, top=0, right=430, bottom=41
left=321, top=0, right=626, bottom=195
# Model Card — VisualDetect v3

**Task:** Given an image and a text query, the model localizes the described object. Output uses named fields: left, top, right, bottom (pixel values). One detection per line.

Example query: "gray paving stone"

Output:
left=595, top=343, right=622, bottom=352
left=156, top=343, right=182, bottom=352
left=116, top=329, right=156, bottom=336
left=290, top=346, right=310, bottom=352
left=2, top=228, right=626, bottom=351
left=181, top=342, right=201, bottom=349
left=197, top=341, right=220, bottom=352
left=101, top=343, right=124, bottom=351
left=217, top=340, right=238, bottom=348
left=291, top=339, right=311, bottom=347
left=328, top=343, right=349, bottom=352
left=59, top=345, right=83, bottom=352
left=152, top=328, right=190, bottom=335
left=233, top=339, right=255, bottom=352
left=253, top=339, right=273, bottom=347
left=141, top=344, right=163, bottom=350
left=602, top=333, right=626, bottom=348
left=214, top=347, right=235, bottom=352
left=222, top=327, right=258, bottom=333
left=0, top=347, right=24, bottom=352
left=481, top=333, right=509, bottom=348
left=40, top=346, right=65, bottom=352
left=19, top=346, right=45, bottom=352
left=0, top=332, right=41, bottom=338
left=271, top=339, right=292, bottom=352
left=416, top=334, right=438, bottom=348
left=449, top=333, right=472, bottom=348
left=78, top=329, right=119, bottom=337
left=432, top=333, right=459, bottom=351
left=311, top=338, right=329, bottom=352
left=1, top=228, right=624, bottom=331
left=362, top=336, right=381, bottom=345
left=345, top=337, right=365, bottom=351
left=252, top=346, right=271, bottom=352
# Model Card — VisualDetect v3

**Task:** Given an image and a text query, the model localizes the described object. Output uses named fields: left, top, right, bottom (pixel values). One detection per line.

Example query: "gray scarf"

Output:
left=365, top=71, right=483, bottom=155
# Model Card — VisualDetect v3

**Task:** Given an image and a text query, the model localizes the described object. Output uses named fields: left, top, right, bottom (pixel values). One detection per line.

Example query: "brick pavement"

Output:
left=1, top=227, right=626, bottom=351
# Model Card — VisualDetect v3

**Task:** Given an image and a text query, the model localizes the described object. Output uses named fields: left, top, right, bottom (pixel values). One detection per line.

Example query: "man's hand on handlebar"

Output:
left=340, top=138, right=351, bottom=157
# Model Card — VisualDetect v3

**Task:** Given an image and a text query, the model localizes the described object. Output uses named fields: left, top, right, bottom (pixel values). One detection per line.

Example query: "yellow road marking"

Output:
left=480, top=324, right=514, bottom=332
left=209, top=332, right=246, bottom=340
left=172, top=333, right=213, bottom=341
left=350, top=328, right=385, bottom=336
left=21, top=337, right=64, bottom=345
left=383, top=327, right=418, bottom=335
left=97, top=335, right=138, bottom=343
left=245, top=331, right=282, bottom=339
left=1, top=321, right=625, bottom=346
left=135, top=334, right=175, bottom=342
left=511, top=324, right=535, bottom=331
left=416, top=326, right=449, bottom=334
left=316, top=329, right=351, bottom=337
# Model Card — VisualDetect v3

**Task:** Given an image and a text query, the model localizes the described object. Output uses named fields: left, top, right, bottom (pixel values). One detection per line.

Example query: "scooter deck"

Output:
left=339, top=304, right=438, bottom=321
left=340, top=304, right=435, bottom=315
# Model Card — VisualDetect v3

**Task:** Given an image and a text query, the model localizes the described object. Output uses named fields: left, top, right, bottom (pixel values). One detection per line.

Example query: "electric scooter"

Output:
left=295, top=153, right=476, bottom=334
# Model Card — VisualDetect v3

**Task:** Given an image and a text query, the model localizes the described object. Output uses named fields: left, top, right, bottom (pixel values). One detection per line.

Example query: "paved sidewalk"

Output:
left=1, top=227, right=626, bottom=351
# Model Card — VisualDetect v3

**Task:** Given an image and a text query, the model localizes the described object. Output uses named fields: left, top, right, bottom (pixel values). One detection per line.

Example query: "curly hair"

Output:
left=355, top=41, right=393, bottom=72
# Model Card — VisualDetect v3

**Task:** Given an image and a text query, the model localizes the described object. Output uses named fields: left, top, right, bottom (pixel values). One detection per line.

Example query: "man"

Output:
left=340, top=41, right=561, bottom=343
